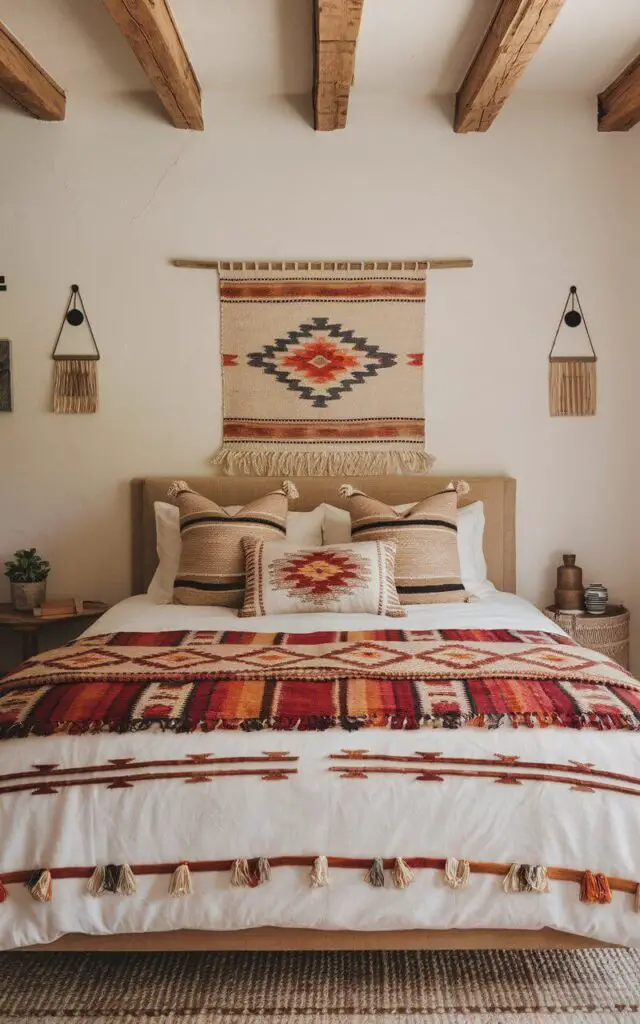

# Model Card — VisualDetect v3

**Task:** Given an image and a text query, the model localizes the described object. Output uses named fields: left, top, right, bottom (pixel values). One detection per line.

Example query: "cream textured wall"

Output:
left=0, top=92, right=638, bottom=666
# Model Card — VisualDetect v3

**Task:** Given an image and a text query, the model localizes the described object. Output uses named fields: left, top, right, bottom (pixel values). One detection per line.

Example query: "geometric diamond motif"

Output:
left=247, top=318, right=396, bottom=409
left=234, top=648, right=314, bottom=669
left=136, top=650, right=209, bottom=671
left=269, top=549, right=371, bottom=606
left=44, top=649, right=130, bottom=671
left=415, top=645, right=503, bottom=671
left=330, top=643, right=412, bottom=669
left=508, top=647, right=600, bottom=673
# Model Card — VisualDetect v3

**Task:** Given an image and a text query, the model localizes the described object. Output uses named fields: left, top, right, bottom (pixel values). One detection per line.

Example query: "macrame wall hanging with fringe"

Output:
left=52, top=285, right=100, bottom=414
left=209, top=262, right=433, bottom=476
left=548, top=285, right=597, bottom=417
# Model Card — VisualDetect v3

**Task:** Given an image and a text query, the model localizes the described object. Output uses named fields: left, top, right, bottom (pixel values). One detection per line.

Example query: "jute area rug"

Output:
left=0, top=948, right=639, bottom=1024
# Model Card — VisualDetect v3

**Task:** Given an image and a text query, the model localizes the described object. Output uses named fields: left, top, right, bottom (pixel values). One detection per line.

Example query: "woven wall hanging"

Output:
left=548, top=285, right=597, bottom=417
left=52, top=285, right=100, bottom=414
left=212, top=263, right=432, bottom=475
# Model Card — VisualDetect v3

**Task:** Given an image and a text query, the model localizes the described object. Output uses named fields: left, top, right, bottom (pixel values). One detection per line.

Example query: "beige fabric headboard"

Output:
left=131, top=476, right=516, bottom=596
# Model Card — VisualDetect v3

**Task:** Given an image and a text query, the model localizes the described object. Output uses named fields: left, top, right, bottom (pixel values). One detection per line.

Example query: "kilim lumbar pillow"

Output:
left=167, top=480, right=298, bottom=607
left=239, top=539, right=406, bottom=618
left=338, top=481, right=470, bottom=605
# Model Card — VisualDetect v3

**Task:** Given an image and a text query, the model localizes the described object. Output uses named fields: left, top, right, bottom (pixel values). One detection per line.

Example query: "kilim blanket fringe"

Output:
left=212, top=443, right=435, bottom=477
left=0, top=857, right=639, bottom=912
left=2, top=628, right=639, bottom=738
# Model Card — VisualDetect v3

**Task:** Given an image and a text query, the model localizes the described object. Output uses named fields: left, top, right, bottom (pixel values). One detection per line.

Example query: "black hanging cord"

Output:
left=548, top=285, right=596, bottom=360
left=52, top=284, right=100, bottom=361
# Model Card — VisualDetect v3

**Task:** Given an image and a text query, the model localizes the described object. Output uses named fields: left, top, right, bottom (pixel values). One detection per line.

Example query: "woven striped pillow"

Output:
left=338, top=481, right=469, bottom=605
left=167, top=480, right=297, bottom=607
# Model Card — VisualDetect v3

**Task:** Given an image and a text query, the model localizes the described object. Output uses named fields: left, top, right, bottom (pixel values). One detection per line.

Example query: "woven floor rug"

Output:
left=1, top=948, right=640, bottom=1024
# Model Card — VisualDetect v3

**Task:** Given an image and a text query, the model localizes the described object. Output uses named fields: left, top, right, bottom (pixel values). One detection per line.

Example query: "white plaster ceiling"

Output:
left=0, top=0, right=638, bottom=100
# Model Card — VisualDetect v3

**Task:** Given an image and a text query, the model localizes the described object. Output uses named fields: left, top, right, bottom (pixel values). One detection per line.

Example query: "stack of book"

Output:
left=33, top=599, right=84, bottom=618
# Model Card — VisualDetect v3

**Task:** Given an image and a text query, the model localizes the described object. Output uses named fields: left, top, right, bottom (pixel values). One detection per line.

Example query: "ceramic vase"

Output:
left=584, top=583, right=608, bottom=616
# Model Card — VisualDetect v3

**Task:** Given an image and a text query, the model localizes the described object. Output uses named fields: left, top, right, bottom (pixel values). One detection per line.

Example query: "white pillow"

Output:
left=147, top=502, right=181, bottom=605
left=147, top=501, right=326, bottom=604
left=457, top=502, right=491, bottom=595
left=321, top=504, right=352, bottom=546
left=323, top=499, right=491, bottom=596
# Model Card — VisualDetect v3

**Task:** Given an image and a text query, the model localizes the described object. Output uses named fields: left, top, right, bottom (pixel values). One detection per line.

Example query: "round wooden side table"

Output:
left=544, top=604, right=630, bottom=670
left=0, top=601, right=109, bottom=663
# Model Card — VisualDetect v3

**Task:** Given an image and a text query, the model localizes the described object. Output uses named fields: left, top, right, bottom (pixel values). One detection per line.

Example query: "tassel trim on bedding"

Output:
left=503, top=864, right=549, bottom=894
left=26, top=870, right=53, bottom=903
left=230, top=858, right=272, bottom=888
left=169, top=862, right=193, bottom=898
left=580, top=870, right=612, bottom=905
left=391, top=857, right=414, bottom=889
left=211, top=445, right=435, bottom=478
left=365, top=858, right=385, bottom=888
left=444, top=858, right=471, bottom=890
left=310, top=856, right=329, bottom=888
left=87, top=864, right=137, bottom=897
left=2, top=858, right=635, bottom=916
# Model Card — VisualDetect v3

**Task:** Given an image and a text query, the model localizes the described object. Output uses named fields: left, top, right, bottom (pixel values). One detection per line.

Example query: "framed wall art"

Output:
left=0, top=340, right=11, bottom=412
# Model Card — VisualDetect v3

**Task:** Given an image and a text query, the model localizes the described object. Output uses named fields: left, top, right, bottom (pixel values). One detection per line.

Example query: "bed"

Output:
left=2, top=475, right=638, bottom=952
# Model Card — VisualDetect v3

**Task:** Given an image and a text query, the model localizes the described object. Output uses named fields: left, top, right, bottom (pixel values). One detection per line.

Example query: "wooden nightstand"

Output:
left=544, top=604, right=630, bottom=670
left=0, top=601, right=109, bottom=663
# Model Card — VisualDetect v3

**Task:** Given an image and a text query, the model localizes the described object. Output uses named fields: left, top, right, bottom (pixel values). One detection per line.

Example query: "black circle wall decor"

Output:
left=548, top=284, right=597, bottom=417
left=65, top=284, right=85, bottom=326
left=51, top=284, right=101, bottom=414
left=564, top=285, right=582, bottom=327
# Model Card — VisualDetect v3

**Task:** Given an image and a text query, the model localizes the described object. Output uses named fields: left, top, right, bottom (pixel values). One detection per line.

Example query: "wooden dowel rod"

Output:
left=170, top=258, right=473, bottom=271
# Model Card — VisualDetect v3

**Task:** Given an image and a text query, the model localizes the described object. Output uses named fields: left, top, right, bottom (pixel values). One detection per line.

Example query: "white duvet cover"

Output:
left=1, top=591, right=639, bottom=949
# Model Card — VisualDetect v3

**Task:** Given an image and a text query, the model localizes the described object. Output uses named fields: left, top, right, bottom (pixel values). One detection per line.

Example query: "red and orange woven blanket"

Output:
left=1, top=628, right=638, bottom=737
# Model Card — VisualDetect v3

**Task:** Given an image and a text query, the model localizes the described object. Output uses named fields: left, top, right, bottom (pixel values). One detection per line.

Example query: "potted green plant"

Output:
left=4, top=548, right=51, bottom=611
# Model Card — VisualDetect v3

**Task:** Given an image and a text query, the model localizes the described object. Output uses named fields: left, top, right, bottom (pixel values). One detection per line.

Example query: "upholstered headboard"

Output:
left=131, top=475, right=516, bottom=596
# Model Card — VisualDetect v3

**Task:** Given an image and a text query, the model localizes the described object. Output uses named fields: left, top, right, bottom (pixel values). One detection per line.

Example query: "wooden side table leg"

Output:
left=22, top=629, right=39, bottom=661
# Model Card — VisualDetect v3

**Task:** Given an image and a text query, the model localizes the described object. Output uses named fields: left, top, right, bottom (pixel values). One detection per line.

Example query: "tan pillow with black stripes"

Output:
left=338, top=481, right=469, bottom=605
left=167, top=480, right=297, bottom=607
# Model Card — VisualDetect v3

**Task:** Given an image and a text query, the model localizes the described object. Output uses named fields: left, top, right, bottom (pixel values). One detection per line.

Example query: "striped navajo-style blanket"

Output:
left=1, top=628, right=638, bottom=738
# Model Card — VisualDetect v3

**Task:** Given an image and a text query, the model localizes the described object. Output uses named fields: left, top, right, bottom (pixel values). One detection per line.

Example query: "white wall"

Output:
left=0, top=91, right=638, bottom=666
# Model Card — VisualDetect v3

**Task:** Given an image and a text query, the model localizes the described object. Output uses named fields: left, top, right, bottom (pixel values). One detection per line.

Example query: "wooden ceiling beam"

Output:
left=101, top=0, right=203, bottom=130
left=314, top=0, right=364, bottom=131
left=0, top=21, right=65, bottom=120
left=598, top=54, right=640, bottom=132
left=454, top=0, right=565, bottom=133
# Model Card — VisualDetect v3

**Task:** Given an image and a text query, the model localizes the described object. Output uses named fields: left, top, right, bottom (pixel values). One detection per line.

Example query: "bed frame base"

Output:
left=24, top=927, right=610, bottom=952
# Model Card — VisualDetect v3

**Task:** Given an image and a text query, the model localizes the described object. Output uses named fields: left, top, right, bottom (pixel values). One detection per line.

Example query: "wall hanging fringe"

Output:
left=51, top=284, right=100, bottom=414
left=171, top=258, right=473, bottom=272
left=548, top=285, right=597, bottom=417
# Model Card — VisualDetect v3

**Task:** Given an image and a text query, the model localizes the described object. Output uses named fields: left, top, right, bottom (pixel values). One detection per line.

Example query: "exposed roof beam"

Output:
left=454, top=0, right=565, bottom=133
left=101, top=0, right=203, bottom=130
left=598, top=54, right=640, bottom=132
left=0, top=21, right=65, bottom=120
left=314, top=0, right=364, bottom=131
